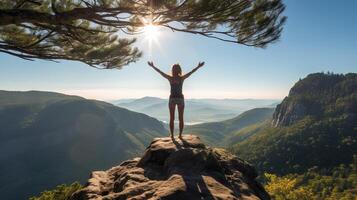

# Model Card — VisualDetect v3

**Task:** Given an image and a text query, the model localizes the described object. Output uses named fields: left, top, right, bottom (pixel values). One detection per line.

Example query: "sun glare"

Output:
left=140, top=18, right=163, bottom=58
left=143, top=24, right=160, bottom=40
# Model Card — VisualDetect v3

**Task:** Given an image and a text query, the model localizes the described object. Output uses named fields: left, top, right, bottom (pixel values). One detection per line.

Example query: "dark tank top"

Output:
left=170, top=80, right=183, bottom=98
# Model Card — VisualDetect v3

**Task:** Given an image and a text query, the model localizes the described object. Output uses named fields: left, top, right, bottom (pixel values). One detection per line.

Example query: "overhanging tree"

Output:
left=0, top=0, right=286, bottom=69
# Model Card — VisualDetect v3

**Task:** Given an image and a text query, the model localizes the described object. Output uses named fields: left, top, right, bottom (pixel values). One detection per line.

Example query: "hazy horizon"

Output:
left=0, top=89, right=283, bottom=102
left=6, top=89, right=287, bottom=101
left=110, top=96, right=282, bottom=101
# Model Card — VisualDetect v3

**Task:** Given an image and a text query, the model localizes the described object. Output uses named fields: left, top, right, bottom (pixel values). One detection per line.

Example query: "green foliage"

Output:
left=29, top=182, right=82, bottom=200
left=0, top=0, right=286, bottom=68
left=232, top=116, right=357, bottom=175
left=265, top=173, right=314, bottom=200
left=265, top=159, right=357, bottom=200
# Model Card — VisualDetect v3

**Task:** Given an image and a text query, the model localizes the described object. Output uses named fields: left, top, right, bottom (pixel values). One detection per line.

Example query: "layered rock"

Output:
left=272, top=99, right=307, bottom=127
left=71, top=135, right=270, bottom=200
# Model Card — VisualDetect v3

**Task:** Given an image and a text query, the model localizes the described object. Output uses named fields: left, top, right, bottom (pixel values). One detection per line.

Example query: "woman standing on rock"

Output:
left=148, top=61, right=205, bottom=138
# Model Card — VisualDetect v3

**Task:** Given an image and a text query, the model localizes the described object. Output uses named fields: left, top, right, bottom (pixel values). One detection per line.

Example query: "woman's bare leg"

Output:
left=178, top=103, right=185, bottom=138
left=169, top=103, right=176, bottom=137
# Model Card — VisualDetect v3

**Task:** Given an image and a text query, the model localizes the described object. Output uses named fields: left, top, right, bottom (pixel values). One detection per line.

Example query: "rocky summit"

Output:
left=71, top=135, right=270, bottom=200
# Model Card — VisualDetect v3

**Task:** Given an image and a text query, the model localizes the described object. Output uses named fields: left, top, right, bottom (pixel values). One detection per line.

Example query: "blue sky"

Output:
left=1, top=0, right=356, bottom=100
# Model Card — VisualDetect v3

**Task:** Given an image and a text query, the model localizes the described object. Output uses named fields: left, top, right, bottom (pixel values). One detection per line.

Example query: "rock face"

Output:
left=272, top=99, right=307, bottom=127
left=272, top=73, right=357, bottom=127
left=71, top=135, right=270, bottom=200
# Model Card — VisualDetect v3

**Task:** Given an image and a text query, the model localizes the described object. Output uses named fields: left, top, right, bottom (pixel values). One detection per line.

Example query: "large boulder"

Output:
left=71, top=135, right=270, bottom=200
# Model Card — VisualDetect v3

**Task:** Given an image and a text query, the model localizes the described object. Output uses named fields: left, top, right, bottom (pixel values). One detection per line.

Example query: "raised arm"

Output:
left=182, top=62, right=205, bottom=79
left=148, top=61, right=171, bottom=79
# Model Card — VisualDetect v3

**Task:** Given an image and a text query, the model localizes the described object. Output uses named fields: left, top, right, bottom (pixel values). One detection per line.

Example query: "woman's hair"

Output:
left=172, top=64, right=182, bottom=77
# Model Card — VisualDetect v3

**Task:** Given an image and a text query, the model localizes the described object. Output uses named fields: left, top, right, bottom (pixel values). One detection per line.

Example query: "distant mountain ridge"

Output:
left=0, top=90, right=83, bottom=105
left=0, top=91, right=167, bottom=200
left=114, top=97, right=279, bottom=123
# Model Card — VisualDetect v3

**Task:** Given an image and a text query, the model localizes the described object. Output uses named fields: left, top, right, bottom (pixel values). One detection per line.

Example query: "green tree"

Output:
left=264, top=173, right=314, bottom=200
left=29, top=182, right=82, bottom=200
left=264, top=160, right=357, bottom=200
left=0, top=0, right=286, bottom=69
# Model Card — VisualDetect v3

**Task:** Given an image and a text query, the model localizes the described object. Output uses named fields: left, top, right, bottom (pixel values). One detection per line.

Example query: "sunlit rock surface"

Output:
left=71, top=135, right=270, bottom=200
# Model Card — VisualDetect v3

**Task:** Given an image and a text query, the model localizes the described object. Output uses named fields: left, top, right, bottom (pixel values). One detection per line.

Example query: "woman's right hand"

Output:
left=148, top=61, right=154, bottom=67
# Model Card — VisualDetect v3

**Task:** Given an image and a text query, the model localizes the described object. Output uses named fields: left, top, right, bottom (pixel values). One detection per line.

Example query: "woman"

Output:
left=148, top=61, right=205, bottom=138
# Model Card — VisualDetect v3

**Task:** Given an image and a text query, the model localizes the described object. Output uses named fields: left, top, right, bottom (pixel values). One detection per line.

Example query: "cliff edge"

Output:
left=71, top=135, right=270, bottom=200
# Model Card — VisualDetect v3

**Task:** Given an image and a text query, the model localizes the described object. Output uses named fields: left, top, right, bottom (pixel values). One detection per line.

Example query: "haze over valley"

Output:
left=113, top=97, right=279, bottom=124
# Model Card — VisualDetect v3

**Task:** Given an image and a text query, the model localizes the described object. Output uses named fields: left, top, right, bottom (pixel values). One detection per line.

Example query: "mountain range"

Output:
left=113, top=97, right=279, bottom=124
left=2, top=72, right=356, bottom=200
left=0, top=90, right=275, bottom=200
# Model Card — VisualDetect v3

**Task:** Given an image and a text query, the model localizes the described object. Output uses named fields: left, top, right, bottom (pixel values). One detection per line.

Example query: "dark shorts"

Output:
left=169, top=97, right=184, bottom=106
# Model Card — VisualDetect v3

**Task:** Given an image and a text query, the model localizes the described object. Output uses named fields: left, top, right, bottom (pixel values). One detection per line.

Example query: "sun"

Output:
left=143, top=24, right=160, bottom=40
left=140, top=22, right=162, bottom=58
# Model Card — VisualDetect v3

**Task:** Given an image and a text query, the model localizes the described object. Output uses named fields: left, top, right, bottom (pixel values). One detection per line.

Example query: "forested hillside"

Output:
left=0, top=91, right=167, bottom=200
left=228, top=73, right=357, bottom=199
left=184, top=107, right=275, bottom=146
left=231, top=73, right=357, bottom=175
